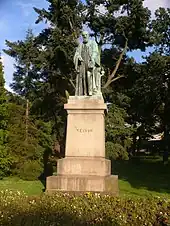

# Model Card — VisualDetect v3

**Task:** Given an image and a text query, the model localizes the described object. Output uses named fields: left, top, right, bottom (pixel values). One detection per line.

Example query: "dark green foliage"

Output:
left=0, top=56, right=13, bottom=178
left=105, top=102, right=134, bottom=160
left=106, top=142, right=129, bottom=160
left=32, top=1, right=83, bottom=146
left=0, top=192, right=169, bottom=225
left=0, top=147, right=13, bottom=179
left=4, top=32, right=53, bottom=177
left=0, top=57, right=8, bottom=131
left=150, top=8, right=170, bottom=54
left=129, top=53, right=170, bottom=152
left=2, top=0, right=170, bottom=177
left=7, top=99, right=53, bottom=179
left=4, top=30, right=41, bottom=100
left=17, top=160, right=43, bottom=181
left=4, top=1, right=83, bottom=158
left=84, top=0, right=154, bottom=159
left=85, top=0, right=152, bottom=50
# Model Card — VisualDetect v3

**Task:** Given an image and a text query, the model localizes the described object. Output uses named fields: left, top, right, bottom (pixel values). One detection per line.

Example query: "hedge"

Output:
left=0, top=190, right=169, bottom=225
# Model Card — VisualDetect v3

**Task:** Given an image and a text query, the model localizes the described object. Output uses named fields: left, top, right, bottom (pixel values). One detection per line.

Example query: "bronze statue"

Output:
left=74, top=31, right=102, bottom=96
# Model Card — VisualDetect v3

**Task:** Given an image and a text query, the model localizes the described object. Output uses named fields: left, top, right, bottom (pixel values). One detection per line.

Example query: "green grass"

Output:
left=113, top=156, right=170, bottom=198
left=0, top=156, right=169, bottom=197
left=0, top=177, right=44, bottom=196
left=119, top=180, right=170, bottom=198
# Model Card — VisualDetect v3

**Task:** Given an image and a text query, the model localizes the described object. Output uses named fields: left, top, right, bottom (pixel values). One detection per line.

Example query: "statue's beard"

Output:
left=83, top=39, right=88, bottom=44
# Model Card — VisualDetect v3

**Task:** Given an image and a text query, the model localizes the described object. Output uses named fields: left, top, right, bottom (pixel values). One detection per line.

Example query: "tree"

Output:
left=150, top=8, right=170, bottom=54
left=82, top=0, right=155, bottom=159
left=126, top=7, right=170, bottom=155
left=0, top=56, right=13, bottom=178
left=7, top=94, right=53, bottom=180
left=32, top=0, right=84, bottom=153
left=5, top=0, right=168, bottom=163
left=4, top=29, right=43, bottom=100
left=106, top=101, right=135, bottom=160
left=84, top=0, right=152, bottom=89
left=4, top=0, right=84, bottom=161
left=4, top=29, right=43, bottom=149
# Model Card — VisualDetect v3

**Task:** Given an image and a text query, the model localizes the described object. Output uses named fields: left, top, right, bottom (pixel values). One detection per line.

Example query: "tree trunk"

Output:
left=103, top=39, right=128, bottom=89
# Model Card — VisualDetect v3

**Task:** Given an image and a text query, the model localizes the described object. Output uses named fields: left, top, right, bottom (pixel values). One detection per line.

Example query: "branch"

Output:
left=68, top=18, right=73, bottom=31
left=103, top=39, right=128, bottom=89
left=69, top=79, right=76, bottom=90
left=68, top=18, right=79, bottom=39
left=110, top=74, right=125, bottom=83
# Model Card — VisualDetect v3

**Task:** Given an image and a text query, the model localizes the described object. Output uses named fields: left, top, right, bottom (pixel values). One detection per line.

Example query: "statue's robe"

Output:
left=74, top=40, right=100, bottom=96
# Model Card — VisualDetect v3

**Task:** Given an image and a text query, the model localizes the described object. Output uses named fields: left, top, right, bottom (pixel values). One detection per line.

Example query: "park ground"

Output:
left=1, top=156, right=170, bottom=198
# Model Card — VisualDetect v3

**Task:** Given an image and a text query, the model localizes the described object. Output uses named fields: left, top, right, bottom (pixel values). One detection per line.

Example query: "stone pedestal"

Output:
left=46, top=96, right=118, bottom=194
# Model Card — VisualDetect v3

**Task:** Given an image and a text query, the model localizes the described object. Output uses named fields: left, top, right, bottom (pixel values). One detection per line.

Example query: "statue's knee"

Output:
left=87, top=73, right=91, bottom=79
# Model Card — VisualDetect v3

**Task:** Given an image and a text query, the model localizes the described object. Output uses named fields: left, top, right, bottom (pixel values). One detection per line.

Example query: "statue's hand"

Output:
left=78, top=56, right=84, bottom=62
left=88, top=60, right=95, bottom=69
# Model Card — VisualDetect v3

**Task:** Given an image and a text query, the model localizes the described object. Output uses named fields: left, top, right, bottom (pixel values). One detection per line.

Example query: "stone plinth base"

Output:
left=46, top=96, right=119, bottom=195
left=64, top=96, right=107, bottom=158
left=57, top=157, right=111, bottom=176
left=46, top=175, right=119, bottom=195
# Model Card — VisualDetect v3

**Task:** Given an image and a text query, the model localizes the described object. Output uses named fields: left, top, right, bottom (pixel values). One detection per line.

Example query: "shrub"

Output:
left=106, top=141, right=129, bottom=160
left=0, top=191, right=169, bottom=225
left=0, top=146, right=14, bottom=179
left=16, top=160, right=43, bottom=181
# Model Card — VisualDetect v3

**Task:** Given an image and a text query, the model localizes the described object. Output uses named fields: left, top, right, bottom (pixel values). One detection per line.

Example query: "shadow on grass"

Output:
left=112, top=157, right=170, bottom=194
left=38, top=162, right=53, bottom=192
left=38, top=147, right=55, bottom=192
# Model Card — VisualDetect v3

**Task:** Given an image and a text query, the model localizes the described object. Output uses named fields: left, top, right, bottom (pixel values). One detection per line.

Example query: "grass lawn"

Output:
left=113, top=156, right=170, bottom=198
left=0, top=177, right=44, bottom=196
left=0, top=156, right=170, bottom=198
left=119, top=180, right=170, bottom=198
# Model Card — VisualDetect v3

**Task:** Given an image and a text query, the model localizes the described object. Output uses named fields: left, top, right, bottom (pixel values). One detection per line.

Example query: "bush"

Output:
left=0, top=191, right=169, bottom=225
left=0, top=146, right=14, bottom=179
left=15, top=160, right=43, bottom=181
left=106, top=142, right=129, bottom=160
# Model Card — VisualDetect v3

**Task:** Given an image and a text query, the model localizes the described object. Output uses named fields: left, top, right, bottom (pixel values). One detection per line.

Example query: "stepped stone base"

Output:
left=46, top=175, right=118, bottom=195
left=57, top=157, right=111, bottom=176
left=46, top=96, right=119, bottom=195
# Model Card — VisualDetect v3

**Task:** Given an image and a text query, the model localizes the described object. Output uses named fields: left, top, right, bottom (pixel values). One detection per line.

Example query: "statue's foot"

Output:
left=89, top=91, right=92, bottom=96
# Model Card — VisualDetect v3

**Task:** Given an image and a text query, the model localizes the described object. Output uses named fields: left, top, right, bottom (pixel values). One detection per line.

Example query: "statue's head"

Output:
left=82, top=31, right=89, bottom=44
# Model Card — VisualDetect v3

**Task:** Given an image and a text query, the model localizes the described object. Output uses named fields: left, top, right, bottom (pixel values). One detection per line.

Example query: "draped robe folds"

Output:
left=74, top=40, right=100, bottom=96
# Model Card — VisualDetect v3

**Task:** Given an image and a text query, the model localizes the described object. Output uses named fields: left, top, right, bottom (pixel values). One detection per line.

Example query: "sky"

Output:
left=0, top=0, right=169, bottom=91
